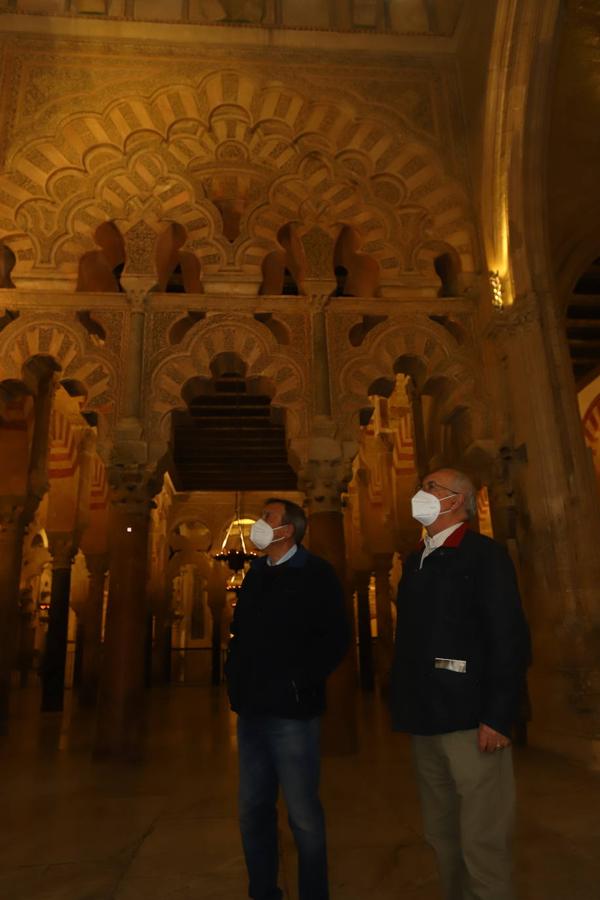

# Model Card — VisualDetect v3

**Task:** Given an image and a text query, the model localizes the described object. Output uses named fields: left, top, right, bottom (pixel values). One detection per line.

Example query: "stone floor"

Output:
left=1, top=685, right=599, bottom=900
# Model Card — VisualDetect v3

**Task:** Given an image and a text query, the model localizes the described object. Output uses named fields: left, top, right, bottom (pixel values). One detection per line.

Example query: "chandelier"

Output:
left=213, top=492, right=257, bottom=572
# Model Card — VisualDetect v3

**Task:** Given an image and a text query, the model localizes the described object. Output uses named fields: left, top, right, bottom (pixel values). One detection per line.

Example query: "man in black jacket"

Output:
left=225, top=498, right=348, bottom=900
left=391, top=469, right=530, bottom=900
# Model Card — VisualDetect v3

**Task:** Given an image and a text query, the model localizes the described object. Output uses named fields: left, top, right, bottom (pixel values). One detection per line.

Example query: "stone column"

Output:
left=373, top=552, right=394, bottom=689
left=302, top=435, right=358, bottom=754
left=94, top=470, right=153, bottom=760
left=303, top=293, right=360, bottom=752
left=0, top=499, right=26, bottom=734
left=354, top=569, right=374, bottom=692
left=41, top=533, right=76, bottom=712
left=78, top=553, right=108, bottom=707
left=487, top=299, right=600, bottom=764
left=17, top=588, right=36, bottom=688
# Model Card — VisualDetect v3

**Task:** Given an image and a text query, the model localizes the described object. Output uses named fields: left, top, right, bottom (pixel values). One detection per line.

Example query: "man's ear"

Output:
left=452, top=493, right=465, bottom=512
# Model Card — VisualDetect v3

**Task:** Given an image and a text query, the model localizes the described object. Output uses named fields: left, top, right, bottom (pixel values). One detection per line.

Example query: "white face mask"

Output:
left=249, top=518, right=288, bottom=551
left=411, top=489, right=454, bottom=527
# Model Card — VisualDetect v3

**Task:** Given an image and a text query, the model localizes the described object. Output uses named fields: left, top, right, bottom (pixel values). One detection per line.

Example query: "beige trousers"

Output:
left=412, top=730, right=516, bottom=900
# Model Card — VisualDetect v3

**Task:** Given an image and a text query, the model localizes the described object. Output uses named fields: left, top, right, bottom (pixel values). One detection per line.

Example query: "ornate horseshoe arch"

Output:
left=0, top=317, right=117, bottom=421
left=334, top=316, right=490, bottom=450
left=147, top=314, right=309, bottom=464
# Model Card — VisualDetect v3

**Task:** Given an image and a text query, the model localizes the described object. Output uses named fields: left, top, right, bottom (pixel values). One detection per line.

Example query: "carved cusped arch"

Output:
left=334, top=318, right=488, bottom=445
left=1, top=70, right=476, bottom=282
left=147, top=315, right=309, bottom=461
left=0, top=318, right=117, bottom=421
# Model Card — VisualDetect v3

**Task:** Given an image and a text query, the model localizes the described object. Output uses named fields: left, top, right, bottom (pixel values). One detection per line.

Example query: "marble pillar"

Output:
left=41, top=533, right=76, bottom=712
left=0, top=500, right=26, bottom=734
left=354, top=569, right=374, bottom=692
left=304, top=295, right=359, bottom=752
left=303, top=447, right=358, bottom=754
left=94, top=476, right=152, bottom=760
left=78, top=553, right=108, bottom=707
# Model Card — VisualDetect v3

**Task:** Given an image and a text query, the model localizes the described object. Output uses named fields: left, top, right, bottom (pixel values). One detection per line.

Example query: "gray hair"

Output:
left=428, top=468, right=477, bottom=520
left=265, top=497, right=307, bottom=544
left=447, top=469, right=477, bottom=519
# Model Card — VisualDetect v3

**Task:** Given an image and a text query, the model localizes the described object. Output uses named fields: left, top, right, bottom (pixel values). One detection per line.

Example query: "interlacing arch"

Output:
left=0, top=70, right=475, bottom=282
left=334, top=317, right=489, bottom=448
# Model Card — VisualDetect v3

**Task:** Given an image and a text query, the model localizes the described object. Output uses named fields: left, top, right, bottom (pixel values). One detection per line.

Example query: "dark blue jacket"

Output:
left=225, top=545, right=349, bottom=718
left=390, top=526, right=530, bottom=738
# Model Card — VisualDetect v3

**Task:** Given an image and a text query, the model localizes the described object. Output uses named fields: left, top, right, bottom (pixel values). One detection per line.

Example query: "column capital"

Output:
left=47, top=531, right=77, bottom=569
left=108, top=465, right=158, bottom=516
left=300, top=457, right=353, bottom=514
left=124, top=288, right=150, bottom=312
left=85, top=552, right=110, bottom=578
left=299, top=418, right=357, bottom=514
left=309, top=292, right=331, bottom=313
left=0, top=496, right=26, bottom=531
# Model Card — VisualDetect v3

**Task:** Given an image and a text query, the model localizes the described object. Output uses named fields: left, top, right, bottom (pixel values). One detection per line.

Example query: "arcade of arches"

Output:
left=0, top=0, right=600, bottom=782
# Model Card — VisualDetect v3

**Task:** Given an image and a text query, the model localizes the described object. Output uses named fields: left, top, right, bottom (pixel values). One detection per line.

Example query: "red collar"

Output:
left=417, top=522, right=469, bottom=550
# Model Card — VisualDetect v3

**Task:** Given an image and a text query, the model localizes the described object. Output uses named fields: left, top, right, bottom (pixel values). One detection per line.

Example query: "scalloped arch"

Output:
left=1, top=71, right=476, bottom=277
left=335, top=318, right=486, bottom=440
left=148, top=315, right=309, bottom=443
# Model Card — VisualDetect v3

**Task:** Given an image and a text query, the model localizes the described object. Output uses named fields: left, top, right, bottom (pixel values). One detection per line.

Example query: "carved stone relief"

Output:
left=0, top=46, right=474, bottom=284
left=327, top=311, right=489, bottom=446
left=145, top=312, right=311, bottom=462
left=0, top=315, right=119, bottom=423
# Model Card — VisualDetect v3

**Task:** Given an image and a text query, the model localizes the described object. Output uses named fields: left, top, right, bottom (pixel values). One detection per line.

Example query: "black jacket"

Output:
left=390, top=527, right=530, bottom=738
left=225, top=545, right=349, bottom=718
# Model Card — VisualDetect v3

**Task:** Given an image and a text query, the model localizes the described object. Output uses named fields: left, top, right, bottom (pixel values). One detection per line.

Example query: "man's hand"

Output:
left=478, top=722, right=511, bottom=753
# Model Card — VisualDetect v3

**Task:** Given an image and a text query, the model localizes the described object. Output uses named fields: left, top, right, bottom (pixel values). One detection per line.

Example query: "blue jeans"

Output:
left=237, top=715, right=329, bottom=900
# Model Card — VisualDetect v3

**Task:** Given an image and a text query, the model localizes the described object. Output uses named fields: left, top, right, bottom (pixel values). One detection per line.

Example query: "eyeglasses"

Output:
left=418, top=480, right=461, bottom=495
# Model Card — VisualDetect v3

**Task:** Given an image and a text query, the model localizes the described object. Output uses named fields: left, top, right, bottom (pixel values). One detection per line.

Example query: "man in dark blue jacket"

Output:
left=391, top=469, right=530, bottom=900
left=225, top=498, right=348, bottom=900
